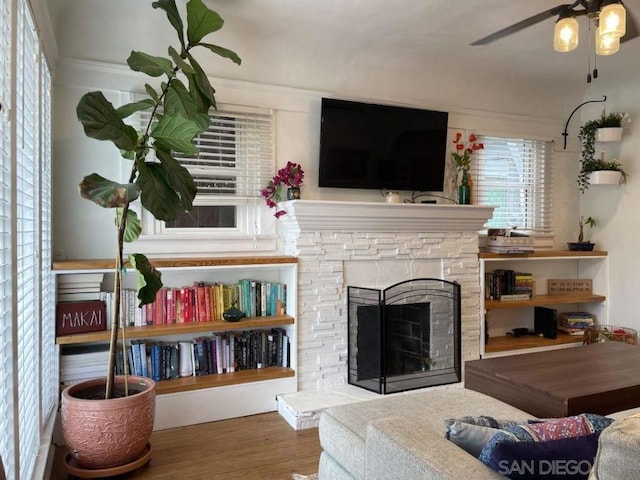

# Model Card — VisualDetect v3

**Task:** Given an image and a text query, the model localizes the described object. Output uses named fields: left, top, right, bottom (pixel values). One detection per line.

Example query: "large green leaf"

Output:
left=165, top=79, right=210, bottom=132
left=79, top=173, right=140, bottom=208
left=186, top=0, right=223, bottom=44
left=136, top=161, right=184, bottom=221
left=116, top=99, right=156, bottom=119
left=76, top=92, right=138, bottom=150
left=117, top=208, right=142, bottom=242
left=129, top=253, right=163, bottom=307
left=197, top=42, right=241, bottom=65
left=152, top=0, right=186, bottom=52
left=144, top=83, right=159, bottom=103
left=184, top=71, right=212, bottom=113
left=168, top=46, right=195, bottom=74
left=151, top=112, right=201, bottom=155
left=155, top=147, right=198, bottom=211
left=127, top=51, right=174, bottom=77
left=186, top=53, right=217, bottom=110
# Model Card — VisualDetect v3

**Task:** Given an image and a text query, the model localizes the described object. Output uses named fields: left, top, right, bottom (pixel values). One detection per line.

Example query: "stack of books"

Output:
left=484, top=235, right=534, bottom=254
left=485, top=270, right=534, bottom=300
left=60, top=344, right=109, bottom=389
left=558, top=311, right=595, bottom=335
left=58, top=273, right=104, bottom=302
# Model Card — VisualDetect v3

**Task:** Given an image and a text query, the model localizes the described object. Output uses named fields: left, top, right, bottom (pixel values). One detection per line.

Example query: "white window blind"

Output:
left=174, top=108, right=274, bottom=204
left=472, top=136, right=552, bottom=234
left=0, top=0, right=14, bottom=475
left=39, top=54, right=56, bottom=434
left=139, top=105, right=274, bottom=205
left=0, top=1, right=54, bottom=478
left=16, top=2, right=40, bottom=477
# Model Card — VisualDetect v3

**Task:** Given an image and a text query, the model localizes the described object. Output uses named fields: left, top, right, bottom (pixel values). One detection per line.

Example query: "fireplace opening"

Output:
left=347, top=278, right=461, bottom=394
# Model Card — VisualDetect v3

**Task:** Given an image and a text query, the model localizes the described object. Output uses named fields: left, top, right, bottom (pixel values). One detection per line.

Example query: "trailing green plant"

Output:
left=577, top=116, right=628, bottom=193
left=76, top=0, right=240, bottom=399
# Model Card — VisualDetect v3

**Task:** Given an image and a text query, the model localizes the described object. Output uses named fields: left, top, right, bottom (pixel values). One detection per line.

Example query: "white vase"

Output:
left=596, top=127, right=623, bottom=142
left=588, top=170, right=623, bottom=185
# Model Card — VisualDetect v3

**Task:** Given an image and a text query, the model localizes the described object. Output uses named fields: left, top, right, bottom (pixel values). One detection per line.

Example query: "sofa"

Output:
left=318, top=386, right=640, bottom=480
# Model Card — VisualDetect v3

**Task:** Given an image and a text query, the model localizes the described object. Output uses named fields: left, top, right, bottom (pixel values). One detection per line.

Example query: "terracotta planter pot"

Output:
left=61, top=375, right=156, bottom=469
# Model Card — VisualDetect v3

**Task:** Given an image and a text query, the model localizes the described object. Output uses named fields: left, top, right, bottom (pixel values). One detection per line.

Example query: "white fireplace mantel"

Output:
left=279, top=200, right=495, bottom=232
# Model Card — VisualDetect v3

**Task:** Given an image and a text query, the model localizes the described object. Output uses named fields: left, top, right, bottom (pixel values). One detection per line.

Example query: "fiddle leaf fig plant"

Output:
left=76, top=0, right=240, bottom=399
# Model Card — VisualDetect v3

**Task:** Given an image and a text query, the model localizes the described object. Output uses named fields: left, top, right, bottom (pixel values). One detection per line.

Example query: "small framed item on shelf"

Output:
left=547, top=279, right=592, bottom=295
left=56, top=300, right=107, bottom=336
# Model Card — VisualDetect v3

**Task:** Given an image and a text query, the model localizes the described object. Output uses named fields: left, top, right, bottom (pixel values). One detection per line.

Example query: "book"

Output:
left=58, top=291, right=102, bottom=302
left=483, top=246, right=534, bottom=254
left=499, top=293, right=531, bottom=301
left=58, top=273, right=104, bottom=284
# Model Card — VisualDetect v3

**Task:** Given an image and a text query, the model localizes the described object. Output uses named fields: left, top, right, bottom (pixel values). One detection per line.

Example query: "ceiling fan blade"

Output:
left=471, top=4, right=571, bottom=46
left=621, top=5, right=639, bottom=43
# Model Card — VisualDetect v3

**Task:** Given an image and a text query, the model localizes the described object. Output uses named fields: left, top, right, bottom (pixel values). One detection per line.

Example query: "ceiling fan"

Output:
left=471, top=0, right=639, bottom=48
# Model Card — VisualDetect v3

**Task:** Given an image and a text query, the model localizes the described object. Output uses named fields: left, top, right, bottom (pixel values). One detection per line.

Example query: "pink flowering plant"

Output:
left=261, top=161, right=305, bottom=218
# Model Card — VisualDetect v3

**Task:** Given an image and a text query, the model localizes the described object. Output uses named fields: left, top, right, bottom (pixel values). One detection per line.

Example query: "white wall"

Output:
left=579, top=75, right=640, bottom=334
left=53, top=58, right=579, bottom=259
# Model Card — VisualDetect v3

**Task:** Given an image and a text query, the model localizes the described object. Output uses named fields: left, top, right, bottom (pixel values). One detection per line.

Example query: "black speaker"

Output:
left=534, top=306, right=557, bottom=339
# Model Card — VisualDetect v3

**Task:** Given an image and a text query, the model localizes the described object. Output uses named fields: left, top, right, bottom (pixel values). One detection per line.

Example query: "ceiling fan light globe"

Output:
left=599, top=3, right=626, bottom=39
left=554, top=17, right=579, bottom=52
left=596, top=27, right=620, bottom=55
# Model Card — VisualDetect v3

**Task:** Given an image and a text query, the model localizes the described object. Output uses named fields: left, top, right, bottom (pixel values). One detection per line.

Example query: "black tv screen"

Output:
left=319, top=98, right=449, bottom=192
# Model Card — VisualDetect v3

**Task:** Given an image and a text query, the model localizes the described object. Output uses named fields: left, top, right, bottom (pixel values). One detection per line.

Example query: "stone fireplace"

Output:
left=277, top=200, right=494, bottom=428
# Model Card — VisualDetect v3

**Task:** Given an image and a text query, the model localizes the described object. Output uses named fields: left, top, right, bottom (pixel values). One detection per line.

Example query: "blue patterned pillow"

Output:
left=445, top=416, right=522, bottom=457
left=479, top=414, right=614, bottom=479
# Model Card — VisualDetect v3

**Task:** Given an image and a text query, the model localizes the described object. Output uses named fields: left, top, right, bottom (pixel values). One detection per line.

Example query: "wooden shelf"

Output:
left=53, top=256, right=297, bottom=271
left=484, top=331, right=584, bottom=354
left=155, top=367, right=295, bottom=395
left=479, top=250, right=607, bottom=259
left=56, top=315, right=294, bottom=345
left=485, top=293, right=606, bottom=310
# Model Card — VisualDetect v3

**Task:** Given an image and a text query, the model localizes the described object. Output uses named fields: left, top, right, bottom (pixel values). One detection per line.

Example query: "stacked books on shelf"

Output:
left=483, top=234, right=534, bottom=254
left=485, top=270, right=534, bottom=301
left=57, top=273, right=104, bottom=302
left=118, top=328, right=290, bottom=382
left=98, top=279, right=288, bottom=329
left=60, top=344, right=110, bottom=389
left=558, top=311, right=595, bottom=336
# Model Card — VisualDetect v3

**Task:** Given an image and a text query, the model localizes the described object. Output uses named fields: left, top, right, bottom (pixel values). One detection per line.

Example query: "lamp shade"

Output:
left=599, top=2, right=626, bottom=39
left=596, top=26, right=620, bottom=55
left=554, top=16, right=579, bottom=52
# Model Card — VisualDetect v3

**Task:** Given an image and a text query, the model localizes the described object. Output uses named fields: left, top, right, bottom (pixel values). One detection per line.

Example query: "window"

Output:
left=133, top=104, right=277, bottom=254
left=472, top=136, right=552, bottom=234
left=0, top=1, right=54, bottom=478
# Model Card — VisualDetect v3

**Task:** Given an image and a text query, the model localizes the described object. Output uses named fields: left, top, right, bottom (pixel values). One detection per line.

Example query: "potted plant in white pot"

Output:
left=60, top=0, right=240, bottom=472
left=577, top=115, right=629, bottom=193
left=595, top=111, right=630, bottom=142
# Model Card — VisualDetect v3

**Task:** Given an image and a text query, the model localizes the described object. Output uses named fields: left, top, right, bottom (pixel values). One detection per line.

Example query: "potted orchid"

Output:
left=261, top=162, right=305, bottom=217
left=451, top=132, right=484, bottom=204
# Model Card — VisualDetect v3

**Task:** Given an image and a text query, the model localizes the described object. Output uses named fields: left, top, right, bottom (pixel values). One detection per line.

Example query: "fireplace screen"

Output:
left=348, top=278, right=461, bottom=394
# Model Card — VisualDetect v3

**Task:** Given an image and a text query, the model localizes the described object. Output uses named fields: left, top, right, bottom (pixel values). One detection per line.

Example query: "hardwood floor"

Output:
left=51, top=412, right=322, bottom=480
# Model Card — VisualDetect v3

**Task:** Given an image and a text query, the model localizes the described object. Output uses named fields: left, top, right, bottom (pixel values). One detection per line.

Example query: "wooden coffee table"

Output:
left=465, top=341, right=640, bottom=418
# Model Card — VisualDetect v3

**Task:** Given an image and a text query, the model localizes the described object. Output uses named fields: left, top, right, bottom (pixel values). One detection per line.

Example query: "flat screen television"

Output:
left=318, top=98, right=449, bottom=192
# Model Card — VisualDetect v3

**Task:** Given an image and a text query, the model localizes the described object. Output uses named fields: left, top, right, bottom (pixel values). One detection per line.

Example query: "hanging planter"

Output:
left=596, top=127, right=624, bottom=142
left=588, top=170, right=623, bottom=185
